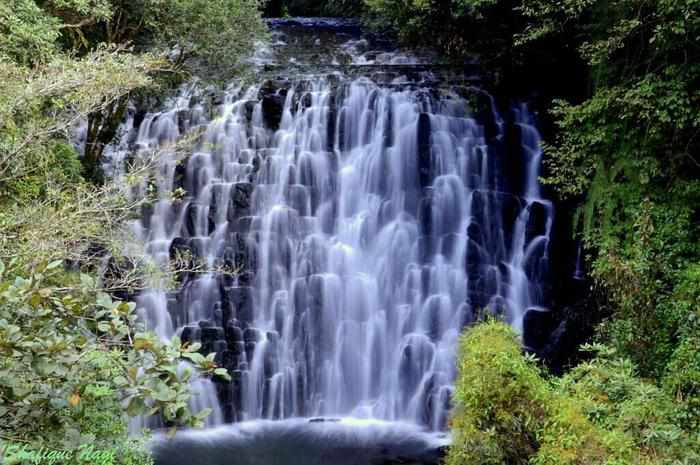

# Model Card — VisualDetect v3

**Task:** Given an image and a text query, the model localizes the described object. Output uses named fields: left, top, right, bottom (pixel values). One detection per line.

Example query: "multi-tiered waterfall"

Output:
left=114, top=19, right=553, bottom=441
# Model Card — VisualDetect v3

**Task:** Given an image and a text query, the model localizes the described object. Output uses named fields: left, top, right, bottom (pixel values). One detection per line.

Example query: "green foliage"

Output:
left=448, top=323, right=700, bottom=465
left=588, top=196, right=699, bottom=378
left=0, top=48, right=159, bottom=193
left=542, top=69, right=700, bottom=199
left=533, top=394, right=631, bottom=465
left=2, top=0, right=265, bottom=183
left=447, top=320, right=549, bottom=465
left=544, top=345, right=700, bottom=465
left=663, top=264, right=700, bottom=431
left=515, top=0, right=595, bottom=46
left=264, top=0, right=365, bottom=17
left=0, top=261, right=229, bottom=451
left=3, top=141, right=83, bottom=202
left=0, top=0, right=61, bottom=65
left=364, top=0, right=475, bottom=58
left=4, top=0, right=265, bottom=72
left=145, top=0, right=266, bottom=75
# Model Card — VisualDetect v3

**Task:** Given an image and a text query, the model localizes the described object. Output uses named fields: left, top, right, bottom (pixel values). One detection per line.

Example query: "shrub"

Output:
left=663, top=266, right=700, bottom=431
left=0, top=261, right=229, bottom=460
left=447, top=323, right=700, bottom=465
left=446, top=320, right=550, bottom=465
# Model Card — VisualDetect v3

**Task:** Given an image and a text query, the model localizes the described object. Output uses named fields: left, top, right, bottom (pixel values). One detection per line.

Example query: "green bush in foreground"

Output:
left=447, top=321, right=700, bottom=465
left=0, top=261, right=230, bottom=463
left=447, top=320, right=548, bottom=465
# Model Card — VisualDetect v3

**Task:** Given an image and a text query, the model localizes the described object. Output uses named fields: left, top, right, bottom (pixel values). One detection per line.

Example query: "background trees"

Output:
left=1, top=0, right=265, bottom=185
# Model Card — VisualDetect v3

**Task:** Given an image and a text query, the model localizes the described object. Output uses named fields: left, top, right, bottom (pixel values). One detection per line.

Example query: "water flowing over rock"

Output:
left=114, top=19, right=554, bottom=433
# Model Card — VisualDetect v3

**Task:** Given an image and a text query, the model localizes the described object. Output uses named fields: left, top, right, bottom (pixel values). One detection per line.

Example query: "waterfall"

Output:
left=115, top=19, right=553, bottom=432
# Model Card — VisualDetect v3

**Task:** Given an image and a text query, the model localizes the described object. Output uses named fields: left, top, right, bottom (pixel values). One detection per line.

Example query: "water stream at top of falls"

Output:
left=108, top=19, right=554, bottom=433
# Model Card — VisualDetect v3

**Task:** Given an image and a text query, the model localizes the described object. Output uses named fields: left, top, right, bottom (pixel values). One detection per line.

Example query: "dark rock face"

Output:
left=223, top=286, right=254, bottom=325
left=259, top=80, right=289, bottom=130
left=184, top=202, right=215, bottom=237
left=417, top=113, right=432, bottom=189
left=523, top=308, right=557, bottom=351
left=230, top=182, right=254, bottom=218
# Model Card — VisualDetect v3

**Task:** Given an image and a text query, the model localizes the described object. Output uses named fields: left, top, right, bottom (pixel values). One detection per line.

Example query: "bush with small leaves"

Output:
left=446, top=320, right=550, bottom=465
left=448, top=323, right=700, bottom=465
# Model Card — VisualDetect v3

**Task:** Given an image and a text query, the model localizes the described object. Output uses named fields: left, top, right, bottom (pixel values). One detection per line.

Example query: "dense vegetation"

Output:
left=0, top=0, right=263, bottom=462
left=263, top=0, right=365, bottom=17
left=448, top=321, right=699, bottom=465
left=362, top=0, right=700, bottom=463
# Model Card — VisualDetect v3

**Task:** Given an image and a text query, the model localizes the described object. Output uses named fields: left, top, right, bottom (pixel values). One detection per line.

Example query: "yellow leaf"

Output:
left=134, top=337, right=153, bottom=351
left=69, top=393, right=81, bottom=407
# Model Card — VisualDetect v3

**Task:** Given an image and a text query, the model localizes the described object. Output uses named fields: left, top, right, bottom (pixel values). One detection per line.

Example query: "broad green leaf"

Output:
left=46, top=260, right=63, bottom=270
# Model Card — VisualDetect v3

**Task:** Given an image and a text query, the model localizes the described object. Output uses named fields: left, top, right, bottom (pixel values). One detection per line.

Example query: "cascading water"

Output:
left=112, top=19, right=553, bottom=436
